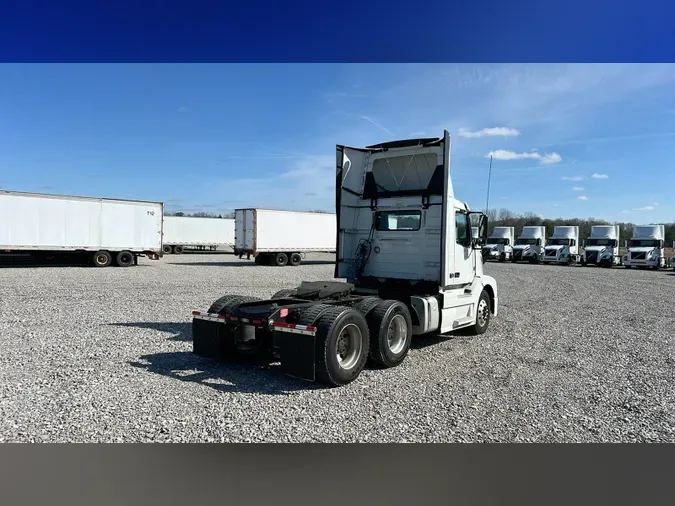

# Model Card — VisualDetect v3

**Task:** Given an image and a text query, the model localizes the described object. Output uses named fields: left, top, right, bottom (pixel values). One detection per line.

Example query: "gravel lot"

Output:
left=1, top=252, right=673, bottom=442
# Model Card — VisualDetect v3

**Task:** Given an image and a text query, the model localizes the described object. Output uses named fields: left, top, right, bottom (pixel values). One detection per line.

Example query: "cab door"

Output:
left=453, top=208, right=474, bottom=286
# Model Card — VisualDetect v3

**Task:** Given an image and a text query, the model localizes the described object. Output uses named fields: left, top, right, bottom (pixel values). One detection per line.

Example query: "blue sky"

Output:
left=1, top=64, right=674, bottom=223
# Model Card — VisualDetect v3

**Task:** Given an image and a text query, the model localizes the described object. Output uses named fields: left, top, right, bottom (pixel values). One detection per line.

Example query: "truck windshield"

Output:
left=586, top=238, right=615, bottom=247
left=375, top=210, right=422, bottom=231
left=488, top=238, right=509, bottom=245
left=549, top=238, right=571, bottom=246
left=516, top=238, right=538, bottom=245
left=629, top=239, right=660, bottom=248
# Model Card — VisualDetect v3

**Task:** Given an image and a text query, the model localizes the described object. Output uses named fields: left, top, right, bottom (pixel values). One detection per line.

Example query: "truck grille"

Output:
left=513, top=250, right=522, bottom=260
left=631, top=251, right=646, bottom=260
left=585, top=251, right=598, bottom=263
left=482, top=247, right=492, bottom=257
left=545, top=248, right=557, bottom=257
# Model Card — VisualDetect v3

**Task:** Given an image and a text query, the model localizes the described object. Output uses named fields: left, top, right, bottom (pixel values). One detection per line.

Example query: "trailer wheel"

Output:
left=289, top=253, right=302, bottom=266
left=273, top=253, right=288, bottom=266
left=314, top=306, right=370, bottom=387
left=173, top=245, right=184, bottom=255
left=467, top=290, right=491, bottom=336
left=271, top=288, right=298, bottom=299
left=115, top=251, right=134, bottom=267
left=92, top=250, right=112, bottom=268
left=162, top=245, right=172, bottom=254
left=366, top=300, right=413, bottom=369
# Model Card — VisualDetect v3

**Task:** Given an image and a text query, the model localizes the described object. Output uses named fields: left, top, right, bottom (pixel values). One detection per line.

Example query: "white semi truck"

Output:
left=623, top=225, right=667, bottom=270
left=234, top=209, right=336, bottom=266
left=162, top=216, right=235, bottom=254
left=0, top=190, right=163, bottom=267
left=512, top=226, right=546, bottom=263
left=543, top=226, right=580, bottom=265
left=581, top=225, right=621, bottom=267
left=191, top=131, right=498, bottom=387
left=482, top=226, right=515, bottom=262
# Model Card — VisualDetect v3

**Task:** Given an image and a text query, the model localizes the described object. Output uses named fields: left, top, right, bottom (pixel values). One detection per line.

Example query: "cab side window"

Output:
left=455, top=211, right=470, bottom=247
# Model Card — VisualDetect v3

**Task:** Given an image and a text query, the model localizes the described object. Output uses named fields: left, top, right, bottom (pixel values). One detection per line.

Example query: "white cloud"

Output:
left=177, top=106, right=190, bottom=113
left=572, top=186, right=584, bottom=191
left=633, top=205, right=655, bottom=211
left=591, top=173, right=609, bottom=179
left=553, top=203, right=560, bottom=207
left=562, top=176, right=584, bottom=181
left=577, top=195, right=589, bottom=201
left=459, top=127, right=520, bottom=138
left=486, top=150, right=562, bottom=164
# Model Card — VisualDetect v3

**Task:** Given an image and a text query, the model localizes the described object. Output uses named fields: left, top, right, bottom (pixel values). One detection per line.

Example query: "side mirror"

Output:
left=471, top=214, right=488, bottom=248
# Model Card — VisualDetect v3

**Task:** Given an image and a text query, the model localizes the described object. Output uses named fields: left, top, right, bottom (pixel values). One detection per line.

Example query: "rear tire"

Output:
left=271, top=288, right=298, bottom=299
left=162, top=245, right=172, bottom=254
left=289, top=252, right=302, bottom=266
left=274, top=253, right=288, bottom=267
left=467, top=290, right=491, bottom=336
left=115, top=250, right=134, bottom=267
left=314, top=306, right=370, bottom=387
left=92, top=250, right=112, bottom=267
left=366, top=300, right=413, bottom=369
left=173, top=245, right=184, bottom=255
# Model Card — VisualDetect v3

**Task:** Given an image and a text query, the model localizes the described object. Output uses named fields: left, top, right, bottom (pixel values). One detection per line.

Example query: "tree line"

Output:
left=165, top=211, right=235, bottom=218
left=484, top=208, right=675, bottom=243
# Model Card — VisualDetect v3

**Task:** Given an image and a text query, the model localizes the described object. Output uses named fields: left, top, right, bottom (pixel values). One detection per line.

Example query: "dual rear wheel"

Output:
left=91, top=250, right=135, bottom=267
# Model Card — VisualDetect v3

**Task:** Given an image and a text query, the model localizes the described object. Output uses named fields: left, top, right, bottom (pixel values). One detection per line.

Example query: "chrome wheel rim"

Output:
left=96, top=254, right=108, bottom=265
left=386, top=314, right=408, bottom=354
left=335, top=323, right=362, bottom=370
left=477, top=299, right=489, bottom=327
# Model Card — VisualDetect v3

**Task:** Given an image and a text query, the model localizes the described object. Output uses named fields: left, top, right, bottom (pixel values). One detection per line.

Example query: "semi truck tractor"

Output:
left=482, top=226, right=515, bottom=262
left=581, top=225, right=621, bottom=267
left=512, top=226, right=546, bottom=263
left=543, top=226, right=580, bottom=265
left=0, top=190, right=163, bottom=267
left=623, top=225, right=667, bottom=270
left=190, top=131, right=498, bottom=387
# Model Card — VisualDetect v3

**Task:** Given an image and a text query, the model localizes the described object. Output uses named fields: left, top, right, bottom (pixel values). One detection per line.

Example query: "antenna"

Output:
left=485, top=155, right=493, bottom=214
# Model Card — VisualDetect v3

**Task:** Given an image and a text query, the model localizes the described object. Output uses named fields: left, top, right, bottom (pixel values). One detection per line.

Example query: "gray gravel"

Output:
left=1, top=252, right=673, bottom=442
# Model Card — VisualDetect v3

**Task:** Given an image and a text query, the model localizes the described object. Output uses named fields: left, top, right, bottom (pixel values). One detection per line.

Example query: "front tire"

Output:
left=467, top=290, right=491, bottom=336
left=366, top=300, right=413, bottom=369
left=314, top=307, right=370, bottom=387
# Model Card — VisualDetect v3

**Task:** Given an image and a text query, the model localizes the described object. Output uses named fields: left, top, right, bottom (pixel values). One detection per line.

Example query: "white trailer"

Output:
left=191, top=131, right=498, bottom=387
left=623, top=225, right=667, bottom=270
left=162, top=216, right=235, bottom=254
left=0, top=190, right=163, bottom=267
left=543, top=226, right=580, bottom=265
left=234, top=208, right=336, bottom=266
left=512, top=226, right=546, bottom=263
left=581, top=225, right=621, bottom=267
left=482, top=226, right=515, bottom=262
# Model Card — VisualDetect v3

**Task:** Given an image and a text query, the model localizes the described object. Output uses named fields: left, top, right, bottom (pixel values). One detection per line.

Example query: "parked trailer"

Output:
left=581, top=225, right=621, bottom=267
left=623, top=225, right=667, bottom=270
left=162, top=216, right=235, bottom=255
left=191, top=131, right=498, bottom=387
left=234, top=209, right=336, bottom=266
left=543, top=226, right=581, bottom=265
left=0, top=190, right=162, bottom=267
left=482, top=226, right=515, bottom=262
left=512, top=226, right=546, bottom=263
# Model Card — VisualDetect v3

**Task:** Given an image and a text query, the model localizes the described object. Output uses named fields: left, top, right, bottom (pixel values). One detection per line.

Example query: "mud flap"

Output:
left=192, top=319, right=236, bottom=361
left=278, top=330, right=316, bottom=382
